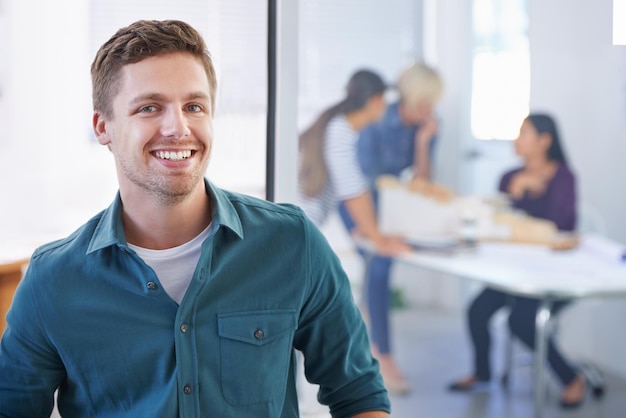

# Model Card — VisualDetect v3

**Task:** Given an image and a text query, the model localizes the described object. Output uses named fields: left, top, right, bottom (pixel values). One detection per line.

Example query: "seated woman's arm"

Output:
left=545, top=166, right=577, bottom=231
left=499, top=166, right=577, bottom=231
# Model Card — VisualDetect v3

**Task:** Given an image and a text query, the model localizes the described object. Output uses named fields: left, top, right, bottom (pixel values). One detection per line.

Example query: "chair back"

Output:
left=577, top=202, right=607, bottom=235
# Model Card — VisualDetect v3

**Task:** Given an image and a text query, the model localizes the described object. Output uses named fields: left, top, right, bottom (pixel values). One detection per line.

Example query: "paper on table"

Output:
left=580, top=234, right=626, bottom=263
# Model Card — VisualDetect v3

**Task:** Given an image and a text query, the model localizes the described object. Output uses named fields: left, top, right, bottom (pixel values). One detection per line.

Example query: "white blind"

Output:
left=298, top=0, right=419, bottom=128
left=89, top=0, right=211, bottom=58
left=614, top=0, right=626, bottom=45
left=0, top=2, right=7, bottom=132
left=88, top=0, right=267, bottom=113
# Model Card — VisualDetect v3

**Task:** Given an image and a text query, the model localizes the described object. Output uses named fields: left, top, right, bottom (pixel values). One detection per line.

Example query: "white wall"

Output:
left=529, top=0, right=626, bottom=244
left=273, top=0, right=299, bottom=203
left=528, top=0, right=626, bottom=377
left=1, top=0, right=119, bottom=250
left=425, top=0, right=473, bottom=193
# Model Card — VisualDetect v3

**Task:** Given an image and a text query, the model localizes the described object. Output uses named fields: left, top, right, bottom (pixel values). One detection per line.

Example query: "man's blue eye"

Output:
left=139, top=105, right=157, bottom=113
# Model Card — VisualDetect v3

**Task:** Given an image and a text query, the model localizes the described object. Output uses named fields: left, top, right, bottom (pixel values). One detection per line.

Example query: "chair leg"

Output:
left=501, top=329, right=514, bottom=389
left=501, top=299, right=601, bottom=404
left=578, top=362, right=606, bottom=398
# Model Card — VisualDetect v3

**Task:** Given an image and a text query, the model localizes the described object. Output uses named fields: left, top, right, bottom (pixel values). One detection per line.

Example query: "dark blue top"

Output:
left=357, top=101, right=437, bottom=188
left=499, top=163, right=577, bottom=231
left=0, top=180, right=389, bottom=417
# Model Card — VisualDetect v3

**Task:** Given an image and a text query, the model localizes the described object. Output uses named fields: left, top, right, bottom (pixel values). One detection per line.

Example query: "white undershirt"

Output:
left=128, top=223, right=212, bottom=304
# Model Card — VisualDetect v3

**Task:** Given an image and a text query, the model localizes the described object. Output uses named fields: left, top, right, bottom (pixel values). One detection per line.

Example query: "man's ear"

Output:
left=93, top=111, right=111, bottom=146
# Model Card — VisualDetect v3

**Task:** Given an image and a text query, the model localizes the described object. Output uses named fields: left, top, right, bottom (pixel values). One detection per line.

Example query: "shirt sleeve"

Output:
left=325, top=117, right=369, bottom=202
left=0, top=261, right=64, bottom=417
left=545, top=165, right=577, bottom=231
left=293, top=218, right=390, bottom=417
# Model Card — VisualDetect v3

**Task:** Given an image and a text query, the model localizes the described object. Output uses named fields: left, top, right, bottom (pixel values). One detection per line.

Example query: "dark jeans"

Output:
left=468, top=287, right=578, bottom=386
left=338, top=201, right=394, bottom=354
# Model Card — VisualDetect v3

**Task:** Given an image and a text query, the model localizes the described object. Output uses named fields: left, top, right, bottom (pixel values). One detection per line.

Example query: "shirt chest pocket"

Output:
left=217, top=309, right=297, bottom=406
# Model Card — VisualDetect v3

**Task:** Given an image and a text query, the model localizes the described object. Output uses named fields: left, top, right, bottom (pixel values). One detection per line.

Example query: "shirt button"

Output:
left=254, top=329, right=264, bottom=339
left=146, top=281, right=157, bottom=290
left=183, top=384, right=192, bottom=394
left=180, top=323, right=188, bottom=333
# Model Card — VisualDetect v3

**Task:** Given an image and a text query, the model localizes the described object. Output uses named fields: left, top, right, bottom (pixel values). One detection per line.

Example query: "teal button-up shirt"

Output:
left=0, top=181, right=389, bottom=417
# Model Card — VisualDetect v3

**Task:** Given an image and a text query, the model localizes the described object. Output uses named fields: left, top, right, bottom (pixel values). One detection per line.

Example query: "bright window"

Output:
left=471, top=0, right=530, bottom=140
left=298, top=0, right=419, bottom=130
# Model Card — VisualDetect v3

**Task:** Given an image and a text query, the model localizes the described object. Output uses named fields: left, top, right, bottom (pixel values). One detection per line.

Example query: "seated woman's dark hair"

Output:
left=526, top=113, right=568, bottom=165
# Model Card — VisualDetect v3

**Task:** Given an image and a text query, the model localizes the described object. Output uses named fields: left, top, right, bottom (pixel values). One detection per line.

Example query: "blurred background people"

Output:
left=334, top=63, right=444, bottom=394
left=297, top=69, right=412, bottom=396
left=357, top=62, right=444, bottom=186
left=448, top=113, right=585, bottom=409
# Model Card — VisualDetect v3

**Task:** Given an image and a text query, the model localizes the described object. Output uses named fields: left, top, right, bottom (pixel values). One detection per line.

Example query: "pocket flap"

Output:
left=218, top=309, right=297, bottom=346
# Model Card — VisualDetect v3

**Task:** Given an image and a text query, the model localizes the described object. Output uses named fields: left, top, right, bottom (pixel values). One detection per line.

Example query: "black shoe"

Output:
left=448, top=377, right=490, bottom=392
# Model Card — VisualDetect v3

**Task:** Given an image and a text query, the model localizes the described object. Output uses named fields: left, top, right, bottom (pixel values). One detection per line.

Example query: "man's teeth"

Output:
left=155, top=150, right=192, bottom=161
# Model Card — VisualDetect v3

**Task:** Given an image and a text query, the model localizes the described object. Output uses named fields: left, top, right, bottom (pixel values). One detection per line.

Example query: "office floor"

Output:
left=301, top=306, right=626, bottom=418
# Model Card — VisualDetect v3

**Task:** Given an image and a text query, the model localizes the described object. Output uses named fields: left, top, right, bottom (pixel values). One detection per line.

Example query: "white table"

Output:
left=370, top=236, right=626, bottom=418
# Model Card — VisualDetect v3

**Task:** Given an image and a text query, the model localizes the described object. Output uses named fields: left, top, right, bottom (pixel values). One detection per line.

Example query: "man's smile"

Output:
left=153, top=150, right=193, bottom=161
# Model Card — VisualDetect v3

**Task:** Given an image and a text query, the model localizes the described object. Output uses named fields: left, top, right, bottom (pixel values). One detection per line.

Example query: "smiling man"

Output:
left=0, top=20, right=390, bottom=417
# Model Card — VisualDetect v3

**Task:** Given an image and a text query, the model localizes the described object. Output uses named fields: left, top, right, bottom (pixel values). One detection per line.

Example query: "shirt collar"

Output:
left=385, top=101, right=404, bottom=129
left=86, top=179, right=243, bottom=254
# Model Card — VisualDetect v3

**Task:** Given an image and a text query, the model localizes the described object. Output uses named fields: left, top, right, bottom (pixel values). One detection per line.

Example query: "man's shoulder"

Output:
left=30, top=210, right=106, bottom=264
left=222, top=189, right=307, bottom=223
left=219, top=189, right=328, bottom=248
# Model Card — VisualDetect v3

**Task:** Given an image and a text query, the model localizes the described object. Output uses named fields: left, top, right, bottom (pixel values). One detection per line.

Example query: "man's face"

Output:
left=93, top=52, right=214, bottom=204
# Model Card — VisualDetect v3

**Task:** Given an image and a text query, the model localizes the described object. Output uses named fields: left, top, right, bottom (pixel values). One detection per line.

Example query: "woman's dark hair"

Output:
left=299, top=70, right=386, bottom=197
left=526, top=113, right=568, bottom=164
left=305, top=69, right=387, bottom=137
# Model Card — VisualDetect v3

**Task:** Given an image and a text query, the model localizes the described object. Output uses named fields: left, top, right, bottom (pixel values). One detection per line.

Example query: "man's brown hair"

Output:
left=91, top=19, right=218, bottom=119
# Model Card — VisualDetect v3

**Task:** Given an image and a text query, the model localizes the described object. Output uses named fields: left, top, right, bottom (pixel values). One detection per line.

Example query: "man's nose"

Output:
left=161, top=108, right=191, bottom=139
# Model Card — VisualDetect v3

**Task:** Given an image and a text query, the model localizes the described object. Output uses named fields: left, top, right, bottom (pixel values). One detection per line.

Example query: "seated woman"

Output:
left=449, top=113, right=585, bottom=409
